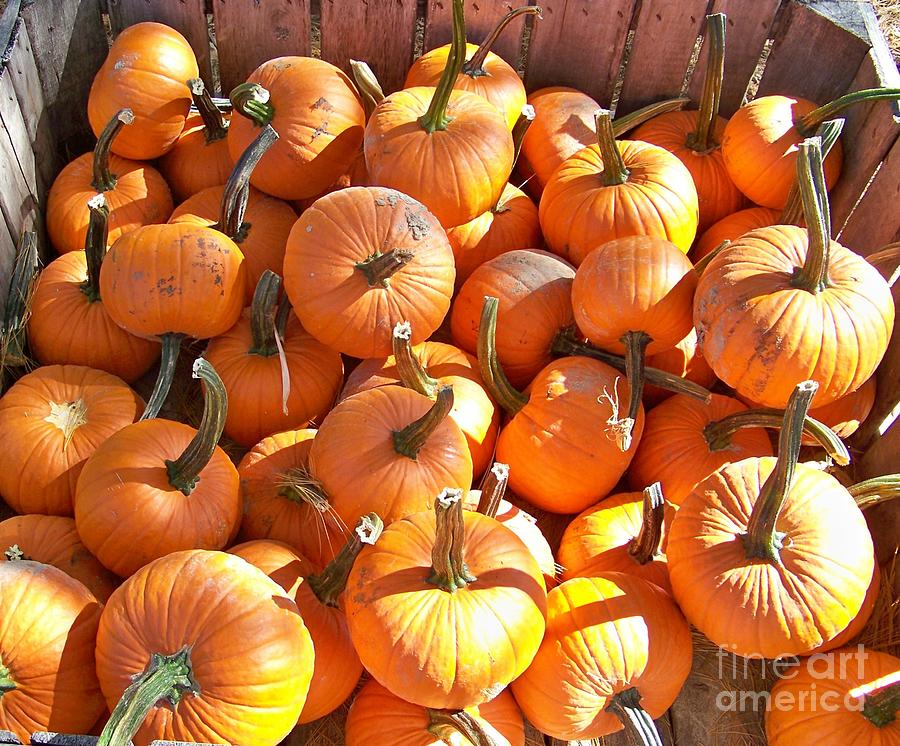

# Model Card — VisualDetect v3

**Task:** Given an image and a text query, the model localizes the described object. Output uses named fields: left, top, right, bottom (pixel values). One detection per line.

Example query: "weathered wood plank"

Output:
left=616, top=0, right=708, bottom=115
left=0, top=215, right=14, bottom=314
left=686, top=0, right=782, bottom=116
left=839, top=134, right=900, bottom=255
left=107, top=0, right=212, bottom=87
left=424, top=0, right=526, bottom=66
left=212, top=0, right=311, bottom=95
left=319, top=0, right=418, bottom=95
left=524, top=0, right=637, bottom=104
left=0, top=70, right=37, bottom=243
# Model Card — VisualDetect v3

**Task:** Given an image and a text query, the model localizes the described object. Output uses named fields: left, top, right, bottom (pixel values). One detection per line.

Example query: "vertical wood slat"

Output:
left=839, top=135, right=900, bottom=254
left=107, top=0, right=212, bottom=88
left=0, top=211, right=15, bottom=313
left=212, top=0, right=311, bottom=95
left=0, top=68, right=37, bottom=245
left=615, top=0, right=709, bottom=115
left=685, top=0, right=782, bottom=116
left=524, top=0, right=638, bottom=104
left=423, top=0, right=526, bottom=66
left=319, top=0, right=418, bottom=94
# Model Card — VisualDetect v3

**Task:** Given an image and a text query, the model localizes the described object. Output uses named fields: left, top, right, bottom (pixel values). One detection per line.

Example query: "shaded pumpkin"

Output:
left=691, top=205, right=779, bottom=263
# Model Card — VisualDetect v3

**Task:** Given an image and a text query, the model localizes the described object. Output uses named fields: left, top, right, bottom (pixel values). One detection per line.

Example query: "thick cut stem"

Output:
left=277, top=467, right=330, bottom=511
left=612, top=97, right=691, bottom=137
left=139, top=333, right=184, bottom=421
left=81, top=194, right=109, bottom=303
left=628, top=483, right=665, bottom=564
left=693, top=240, right=729, bottom=275
left=742, top=381, right=818, bottom=563
left=595, top=109, right=629, bottom=186
left=248, top=271, right=282, bottom=357
left=792, top=137, right=831, bottom=292
left=420, top=0, right=466, bottom=133
left=4, top=545, right=24, bottom=561
left=355, top=249, right=414, bottom=287
left=618, top=331, right=651, bottom=452
left=686, top=14, right=726, bottom=153
left=165, top=358, right=228, bottom=495
left=1, top=231, right=39, bottom=371
left=307, top=513, right=384, bottom=607
left=230, top=82, right=275, bottom=127
left=350, top=60, right=386, bottom=119
left=427, top=488, right=477, bottom=592
left=781, top=119, right=844, bottom=226
left=393, top=385, right=454, bottom=460
left=220, top=124, right=279, bottom=241
left=477, top=296, right=528, bottom=416
left=0, top=660, right=15, bottom=694
left=862, top=682, right=900, bottom=728
left=92, top=109, right=134, bottom=192
left=427, top=708, right=499, bottom=745
left=188, top=78, right=229, bottom=143
left=392, top=321, right=439, bottom=397
left=606, top=688, right=664, bottom=746
left=97, top=647, right=198, bottom=746
left=848, top=474, right=900, bottom=511
left=463, top=5, right=542, bottom=75
left=509, top=105, right=535, bottom=178
left=477, top=462, right=509, bottom=518
left=797, top=87, right=900, bottom=135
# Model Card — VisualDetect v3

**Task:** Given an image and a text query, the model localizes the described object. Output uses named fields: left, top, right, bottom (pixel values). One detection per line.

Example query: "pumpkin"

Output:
left=94, top=550, right=314, bottom=746
left=643, top=327, right=717, bottom=408
left=540, top=109, right=699, bottom=265
left=29, top=195, right=160, bottom=382
left=283, top=186, right=455, bottom=359
left=99, top=222, right=246, bottom=420
left=344, top=489, right=547, bottom=709
left=810, top=559, right=881, bottom=654
left=0, top=364, right=142, bottom=516
left=0, top=515, right=118, bottom=602
left=667, top=381, right=875, bottom=658
left=74, top=359, right=241, bottom=578
left=691, top=205, right=779, bottom=263
left=0, top=559, right=105, bottom=742
left=228, top=58, right=364, bottom=200
left=205, top=272, right=343, bottom=448
left=694, top=138, right=895, bottom=408
left=46, top=109, right=174, bottom=255
left=510, top=573, right=692, bottom=742
left=87, top=22, right=198, bottom=160
left=346, top=679, right=526, bottom=746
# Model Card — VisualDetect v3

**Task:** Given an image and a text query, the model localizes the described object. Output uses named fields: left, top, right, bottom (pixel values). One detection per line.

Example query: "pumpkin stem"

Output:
left=477, top=296, right=528, bottom=416
left=350, top=59, right=385, bottom=119
left=781, top=119, right=844, bottom=226
left=861, top=681, right=900, bottom=728
left=307, top=513, right=384, bottom=607
left=165, top=358, right=228, bottom=495
left=693, top=239, right=729, bottom=275
left=606, top=688, right=664, bottom=746
left=3, top=545, right=24, bottom=561
left=277, top=466, right=331, bottom=510
left=427, top=708, right=500, bottom=745
left=81, top=194, right=109, bottom=304
left=219, top=124, right=279, bottom=242
left=393, top=321, right=440, bottom=397
left=791, top=138, right=832, bottom=293
left=419, top=0, right=466, bottom=133
left=92, top=108, right=134, bottom=192
left=796, top=87, right=900, bottom=136
left=612, top=97, right=691, bottom=137
left=551, top=327, right=713, bottom=404
left=428, top=488, right=477, bottom=592
left=704, top=407, right=849, bottom=465
left=493, top=106, right=535, bottom=212
left=742, top=380, right=818, bottom=564
left=97, top=647, right=199, bottom=746
left=188, top=78, right=229, bottom=143
left=595, top=109, right=630, bottom=186
left=230, top=82, right=275, bottom=127
left=628, top=483, right=666, bottom=565
left=355, top=249, right=415, bottom=287
left=138, top=333, right=184, bottom=421
left=615, top=330, right=650, bottom=452
left=393, top=385, right=455, bottom=460
left=248, top=270, right=283, bottom=357
left=686, top=14, right=726, bottom=154
left=848, top=474, right=900, bottom=511
left=0, top=659, right=15, bottom=694
left=477, top=462, right=509, bottom=518
left=463, top=5, right=542, bottom=76
left=1, top=230, right=39, bottom=373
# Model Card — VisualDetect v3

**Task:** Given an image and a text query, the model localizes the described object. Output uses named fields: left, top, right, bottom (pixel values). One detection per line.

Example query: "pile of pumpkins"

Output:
left=0, top=2, right=898, bottom=745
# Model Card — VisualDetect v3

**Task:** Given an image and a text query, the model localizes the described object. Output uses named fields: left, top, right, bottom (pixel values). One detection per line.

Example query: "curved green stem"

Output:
left=596, top=109, right=629, bottom=186
left=848, top=474, right=900, bottom=511
left=612, top=97, right=691, bottom=137
left=628, top=483, right=665, bottom=564
left=138, top=333, right=184, bottom=421
left=1, top=230, right=39, bottom=371
left=477, top=296, right=528, bottom=416
left=393, top=385, right=454, bottom=460
left=427, top=488, right=477, bottom=592
left=687, top=14, right=726, bottom=153
left=742, top=380, right=818, bottom=564
left=248, top=271, right=282, bottom=357
left=355, top=249, right=414, bottom=287
left=693, top=239, right=729, bottom=275
left=230, top=82, right=275, bottom=127
left=0, top=659, right=16, bottom=694
left=350, top=59, right=385, bottom=120
left=220, top=124, right=279, bottom=241
left=791, top=138, right=831, bottom=292
left=781, top=119, right=844, bottom=226
left=97, top=647, right=198, bottom=746
left=92, top=108, right=134, bottom=192
left=307, top=513, right=383, bottom=607
left=510, top=104, right=535, bottom=177
left=188, top=78, right=229, bottom=143
left=797, top=87, right=900, bottom=136
left=420, top=0, right=466, bottom=133
left=392, top=321, right=439, bottom=397
left=606, top=688, right=664, bottom=746
left=617, top=330, right=650, bottom=452
left=165, top=358, right=228, bottom=495
left=427, top=708, right=500, bottom=745
left=81, top=194, right=109, bottom=304
left=862, top=682, right=900, bottom=728
left=477, top=462, right=509, bottom=518
left=462, top=5, right=542, bottom=76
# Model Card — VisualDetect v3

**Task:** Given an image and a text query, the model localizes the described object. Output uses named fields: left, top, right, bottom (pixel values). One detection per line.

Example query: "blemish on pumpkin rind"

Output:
left=404, top=208, right=430, bottom=240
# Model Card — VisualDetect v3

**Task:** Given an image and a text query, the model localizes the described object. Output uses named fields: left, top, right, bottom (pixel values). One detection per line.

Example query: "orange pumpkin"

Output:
left=691, top=205, right=779, bottom=263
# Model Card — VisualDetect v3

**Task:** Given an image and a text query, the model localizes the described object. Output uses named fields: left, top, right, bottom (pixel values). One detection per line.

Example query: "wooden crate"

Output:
left=0, top=0, right=898, bottom=744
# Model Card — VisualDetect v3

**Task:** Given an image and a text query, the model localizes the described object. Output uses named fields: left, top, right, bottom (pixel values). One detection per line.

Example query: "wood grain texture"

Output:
left=212, top=0, right=311, bottom=94
left=0, top=212, right=14, bottom=314
left=616, top=0, right=709, bottom=115
left=839, top=134, right=900, bottom=254
left=424, top=0, right=526, bottom=65
left=524, top=0, right=637, bottom=104
left=107, top=0, right=212, bottom=87
left=0, top=69, right=37, bottom=243
left=686, top=0, right=782, bottom=117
